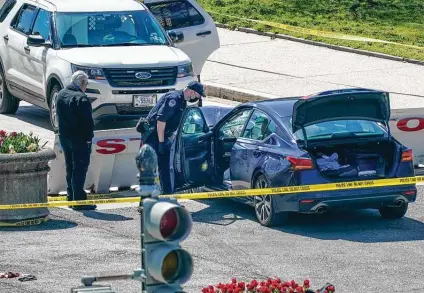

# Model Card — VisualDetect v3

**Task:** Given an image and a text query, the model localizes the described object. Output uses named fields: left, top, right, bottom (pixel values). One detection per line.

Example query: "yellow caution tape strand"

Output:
left=207, top=10, right=424, bottom=50
left=0, top=176, right=422, bottom=210
left=47, top=193, right=112, bottom=202
left=0, top=216, right=49, bottom=227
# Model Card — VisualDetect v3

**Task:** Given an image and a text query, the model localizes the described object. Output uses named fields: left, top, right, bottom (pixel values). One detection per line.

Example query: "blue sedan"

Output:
left=169, top=88, right=417, bottom=226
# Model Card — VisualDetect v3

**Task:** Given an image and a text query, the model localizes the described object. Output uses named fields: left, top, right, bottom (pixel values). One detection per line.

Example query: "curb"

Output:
left=215, top=23, right=424, bottom=66
left=204, top=82, right=275, bottom=104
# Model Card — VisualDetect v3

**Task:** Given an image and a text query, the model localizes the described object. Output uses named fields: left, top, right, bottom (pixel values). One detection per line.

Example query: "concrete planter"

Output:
left=0, top=148, right=56, bottom=223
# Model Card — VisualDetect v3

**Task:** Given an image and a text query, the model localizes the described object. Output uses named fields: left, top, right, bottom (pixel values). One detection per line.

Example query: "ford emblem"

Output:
left=135, top=72, right=152, bottom=79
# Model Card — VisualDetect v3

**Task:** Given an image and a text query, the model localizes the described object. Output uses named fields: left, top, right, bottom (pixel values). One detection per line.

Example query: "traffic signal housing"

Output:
left=141, top=197, right=193, bottom=293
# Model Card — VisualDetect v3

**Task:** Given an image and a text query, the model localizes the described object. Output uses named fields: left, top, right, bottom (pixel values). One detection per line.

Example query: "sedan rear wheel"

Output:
left=253, top=174, right=287, bottom=227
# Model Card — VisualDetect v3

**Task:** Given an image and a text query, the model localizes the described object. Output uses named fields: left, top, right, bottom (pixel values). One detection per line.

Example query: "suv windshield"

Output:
left=282, top=118, right=387, bottom=141
left=55, top=10, right=169, bottom=48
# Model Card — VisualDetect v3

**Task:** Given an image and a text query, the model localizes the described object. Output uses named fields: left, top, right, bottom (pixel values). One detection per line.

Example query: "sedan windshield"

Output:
left=55, top=10, right=169, bottom=48
left=283, top=118, right=387, bottom=141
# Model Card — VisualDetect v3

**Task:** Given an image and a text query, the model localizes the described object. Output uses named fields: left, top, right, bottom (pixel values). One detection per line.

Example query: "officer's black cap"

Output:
left=187, top=81, right=206, bottom=97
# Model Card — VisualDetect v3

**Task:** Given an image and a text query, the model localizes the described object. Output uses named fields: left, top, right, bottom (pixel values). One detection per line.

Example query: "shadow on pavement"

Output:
left=0, top=219, right=77, bottom=232
left=6, top=104, right=53, bottom=131
left=190, top=198, right=252, bottom=226
left=191, top=198, right=424, bottom=243
left=81, top=210, right=134, bottom=222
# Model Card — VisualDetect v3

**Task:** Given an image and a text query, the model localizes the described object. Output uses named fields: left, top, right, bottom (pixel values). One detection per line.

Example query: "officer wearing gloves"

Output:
left=136, top=81, right=206, bottom=194
left=56, top=70, right=96, bottom=211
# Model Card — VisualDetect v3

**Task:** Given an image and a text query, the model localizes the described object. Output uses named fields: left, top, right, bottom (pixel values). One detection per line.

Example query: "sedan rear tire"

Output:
left=379, top=203, right=408, bottom=219
left=253, top=174, right=288, bottom=227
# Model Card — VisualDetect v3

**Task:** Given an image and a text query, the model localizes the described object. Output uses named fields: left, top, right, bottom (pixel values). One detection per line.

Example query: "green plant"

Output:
left=0, top=130, right=44, bottom=154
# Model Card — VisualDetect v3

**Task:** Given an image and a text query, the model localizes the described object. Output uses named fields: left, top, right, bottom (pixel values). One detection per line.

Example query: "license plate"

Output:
left=133, top=94, right=157, bottom=107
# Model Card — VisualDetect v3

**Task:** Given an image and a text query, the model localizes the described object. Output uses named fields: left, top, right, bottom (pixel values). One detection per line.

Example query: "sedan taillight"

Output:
left=401, top=150, right=413, bottom=162
left=287, top=156, right=314, bottom=171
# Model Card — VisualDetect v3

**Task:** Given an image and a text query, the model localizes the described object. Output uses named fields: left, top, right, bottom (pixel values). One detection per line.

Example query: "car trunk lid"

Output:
left=292, top=89, right=391, bottom=139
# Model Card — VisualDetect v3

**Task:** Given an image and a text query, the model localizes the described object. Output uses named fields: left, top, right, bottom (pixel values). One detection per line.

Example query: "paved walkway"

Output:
left=201, top=28, right=424, bottom=109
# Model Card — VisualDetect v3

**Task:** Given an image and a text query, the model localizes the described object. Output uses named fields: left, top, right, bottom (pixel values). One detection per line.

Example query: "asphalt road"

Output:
left=2, top=101, right=424, bottom=293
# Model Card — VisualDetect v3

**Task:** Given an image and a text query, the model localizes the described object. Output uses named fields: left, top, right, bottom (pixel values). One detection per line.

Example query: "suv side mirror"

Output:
left=27, top=34, right=48, bottom=46
left=167, top=30, right=184, bottom=43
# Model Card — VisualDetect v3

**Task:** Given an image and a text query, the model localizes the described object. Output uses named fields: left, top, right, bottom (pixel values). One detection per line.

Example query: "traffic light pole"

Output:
left=136, top=143, right=161, bottom=293
left=71, top=144, right=160, bottom=293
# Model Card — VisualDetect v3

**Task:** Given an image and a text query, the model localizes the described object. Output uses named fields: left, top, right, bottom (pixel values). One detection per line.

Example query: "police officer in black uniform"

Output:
left=136, top=81, right=205, bottom=194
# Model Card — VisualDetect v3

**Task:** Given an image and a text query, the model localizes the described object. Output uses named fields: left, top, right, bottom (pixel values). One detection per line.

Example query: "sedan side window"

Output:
left=242, top=110, right=276, bottom=141
left=218, top=109, right=252, bottom=139
left=182, top=108, right=206, bottom=135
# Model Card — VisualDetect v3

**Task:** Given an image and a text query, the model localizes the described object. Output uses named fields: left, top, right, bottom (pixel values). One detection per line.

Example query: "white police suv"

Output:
left=0, top=0, right=219, bottom=130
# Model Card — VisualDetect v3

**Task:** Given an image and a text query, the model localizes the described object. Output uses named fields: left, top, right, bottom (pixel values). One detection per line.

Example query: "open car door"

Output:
left=172, top=107, right=213, bottom=191
left=143, top=0, right=220, bottom=77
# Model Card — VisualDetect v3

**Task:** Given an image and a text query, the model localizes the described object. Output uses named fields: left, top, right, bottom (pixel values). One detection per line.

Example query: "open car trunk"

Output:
left=306, top=140, right=399, bottom=180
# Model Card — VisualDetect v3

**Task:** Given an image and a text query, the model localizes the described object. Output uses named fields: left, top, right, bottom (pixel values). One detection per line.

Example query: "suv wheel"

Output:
left=49, top=84, right=61, bottom=131
left=0, top=69, right=19, bottom=114
left=379, top=203, right=408, bottom=219
left=253, top=174, right=288, bottom=227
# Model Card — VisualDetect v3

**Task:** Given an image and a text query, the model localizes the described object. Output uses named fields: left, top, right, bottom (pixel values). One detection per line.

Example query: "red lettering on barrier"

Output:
left=96, top=139, right=126, bottom=154
left=397, top=118, right=424, bottom=132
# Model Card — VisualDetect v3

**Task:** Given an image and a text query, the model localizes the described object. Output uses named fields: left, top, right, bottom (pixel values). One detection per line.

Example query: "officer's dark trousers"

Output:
left=143, top=134, right=172, bottom=194
left=59, top=136, right=92, bottom=201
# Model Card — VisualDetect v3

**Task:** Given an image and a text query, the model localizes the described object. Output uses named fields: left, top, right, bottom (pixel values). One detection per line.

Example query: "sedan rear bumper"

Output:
left=303, top=194, right=411, bottom=214
left=272, top=185, right=417, bottom=213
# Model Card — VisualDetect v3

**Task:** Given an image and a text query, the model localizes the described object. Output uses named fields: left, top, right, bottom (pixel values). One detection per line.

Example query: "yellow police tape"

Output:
left=207, top=10, right=424, bottom=50
left=48, top=193, right=110, bottom=202
left=0, top=216, right=49, bottom=227
left=0, top=176, right=422, bottom=210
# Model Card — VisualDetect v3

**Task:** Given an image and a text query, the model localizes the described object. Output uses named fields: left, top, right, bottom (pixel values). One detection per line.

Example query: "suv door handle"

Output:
left=3, top=35, right=9, bottom=41
left=24, top=45, right=30, bottom=53
left=196, top=31, right=211, bottom=37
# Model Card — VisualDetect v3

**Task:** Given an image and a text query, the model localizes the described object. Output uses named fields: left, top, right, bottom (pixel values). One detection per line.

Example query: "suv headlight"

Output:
left=177, top=63, right=194, bottom=78
left=71, top=64, right=106, bottom=80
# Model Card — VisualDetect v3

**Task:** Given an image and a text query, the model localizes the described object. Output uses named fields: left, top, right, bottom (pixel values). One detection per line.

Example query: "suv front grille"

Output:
left=103, top=67, right=177, bottom=88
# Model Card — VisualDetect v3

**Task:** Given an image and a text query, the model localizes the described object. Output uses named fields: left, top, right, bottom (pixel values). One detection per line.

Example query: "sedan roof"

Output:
left=246, top=97, right=300, bottom=118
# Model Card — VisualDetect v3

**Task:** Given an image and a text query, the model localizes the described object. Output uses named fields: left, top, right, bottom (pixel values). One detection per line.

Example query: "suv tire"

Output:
left=0, top=68, right=19, bottom=114
left=49, top=84, right=62, bottom=132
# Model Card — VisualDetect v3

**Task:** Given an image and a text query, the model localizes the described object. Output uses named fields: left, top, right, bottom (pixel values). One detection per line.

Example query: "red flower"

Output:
left=232, top=278, right=237, bottom=284
left=295, top=286, right=304, bottom=293
left=303, top=280, right=310, bottom=287
left=10, top=131, right=17, bottom=137
left=0, top=130, right=6, bottom=137
left=327, top=285, right=335, bottom=292
left=238, top=282, right=245, bottom=289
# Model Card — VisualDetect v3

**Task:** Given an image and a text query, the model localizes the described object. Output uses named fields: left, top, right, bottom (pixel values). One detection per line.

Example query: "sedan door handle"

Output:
left=24, top=45, right=30, bottom=53
left=3, top=35, right=8, bottom=41
left=196, top=31, right=211, bottom=37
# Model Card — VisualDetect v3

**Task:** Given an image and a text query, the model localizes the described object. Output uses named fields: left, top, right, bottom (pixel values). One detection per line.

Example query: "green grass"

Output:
left=198, top=0, right=424, bottom=61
